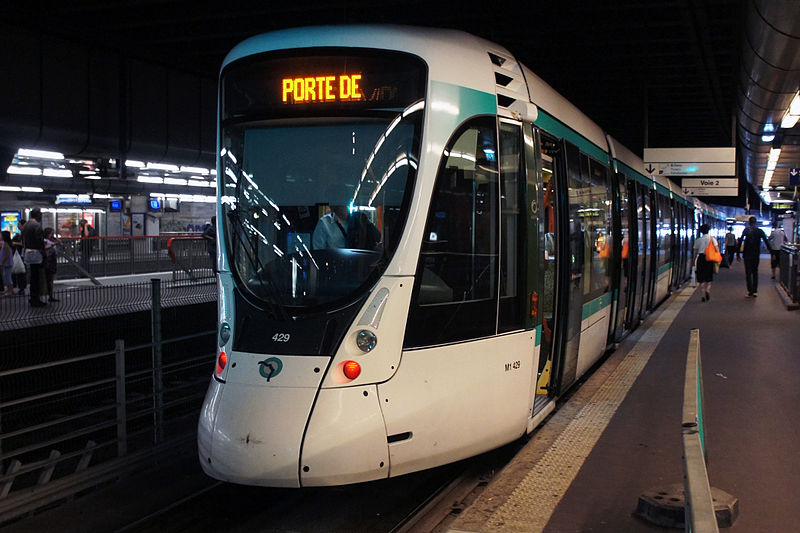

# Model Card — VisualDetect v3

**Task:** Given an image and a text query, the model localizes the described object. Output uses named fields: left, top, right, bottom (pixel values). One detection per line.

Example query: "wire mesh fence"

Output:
left=0, top=275, right=217, bottom=332
left=0, top=278, right=217, bottom=523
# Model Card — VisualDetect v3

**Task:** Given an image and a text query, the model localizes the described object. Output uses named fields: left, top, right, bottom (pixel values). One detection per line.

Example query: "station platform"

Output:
left=448, top=258, right=800, bottom=532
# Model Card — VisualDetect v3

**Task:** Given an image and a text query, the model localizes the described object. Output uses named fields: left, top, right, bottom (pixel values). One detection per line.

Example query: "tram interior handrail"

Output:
left=681, top=329, right=719, bottom=533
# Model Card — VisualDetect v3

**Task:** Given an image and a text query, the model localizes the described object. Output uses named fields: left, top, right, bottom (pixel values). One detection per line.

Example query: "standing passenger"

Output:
left=43, top=227, right=60, bottom=302
left=21, top=208, right=46, bottom=307
left=737, top=216, right=770, bottom=297
left=202, top=216, right=217, bottom=274
left=768, top=223, right=786, bottom=279
left=1, top=230, right=14, bottom=296
left=692, top=224, right=718, bottom=302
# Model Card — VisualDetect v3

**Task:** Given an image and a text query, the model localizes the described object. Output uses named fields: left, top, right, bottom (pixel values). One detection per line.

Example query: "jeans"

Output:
left=744, top=255, right=760, bottom=294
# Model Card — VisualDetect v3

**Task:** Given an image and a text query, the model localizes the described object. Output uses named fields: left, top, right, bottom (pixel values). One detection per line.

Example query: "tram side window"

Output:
left=498, top=121, right=523, bottom=332
left=657, top=194, right=672, bottom=268
left=573, top=156, right=612, bottom=299
left=405, top=117, right=499, bottom=347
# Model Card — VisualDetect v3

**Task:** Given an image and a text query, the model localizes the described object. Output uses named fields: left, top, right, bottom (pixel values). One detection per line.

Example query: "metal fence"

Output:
left=44, top=234, right=212, bottom=282
left=778, top=244, right=800, bottom=303
left=0, top=279, right=216, bottom=523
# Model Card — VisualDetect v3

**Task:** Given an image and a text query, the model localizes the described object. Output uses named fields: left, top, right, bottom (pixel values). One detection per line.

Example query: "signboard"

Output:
left=643, top=147, right=735, bottom=176
left=656, top=162, right=735, bottom=176
left=682, top=178, right=738, bottom=197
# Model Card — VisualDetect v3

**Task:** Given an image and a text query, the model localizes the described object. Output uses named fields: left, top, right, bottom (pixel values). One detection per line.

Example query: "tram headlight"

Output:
left=218, top=322, right=231, bottom=346
left=356, top=330, right=377, bottom=352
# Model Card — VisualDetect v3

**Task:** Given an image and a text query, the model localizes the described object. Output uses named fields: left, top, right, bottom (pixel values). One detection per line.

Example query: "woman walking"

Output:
left=692, top=224, right=719, bottom=302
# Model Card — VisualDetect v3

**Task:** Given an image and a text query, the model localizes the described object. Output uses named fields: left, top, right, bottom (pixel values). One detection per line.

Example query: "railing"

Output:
left=778, top=244, right=800, bottom=303
left=681, top=329, right=718, bottom=533
left=45, top=234, right=212, bottom=282
left=0, top=279, right=215, bottom=523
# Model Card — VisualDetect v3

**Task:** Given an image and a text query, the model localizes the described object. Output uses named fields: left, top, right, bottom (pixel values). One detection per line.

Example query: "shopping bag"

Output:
left=12, top=251, right=26, bottom=274
left=705, top=239, right=722, bottom=263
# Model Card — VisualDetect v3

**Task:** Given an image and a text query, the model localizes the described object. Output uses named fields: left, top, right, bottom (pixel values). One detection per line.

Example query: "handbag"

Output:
left=12, top=250, right=26, bottom=274
left=704, top=238, right=722, bottom=263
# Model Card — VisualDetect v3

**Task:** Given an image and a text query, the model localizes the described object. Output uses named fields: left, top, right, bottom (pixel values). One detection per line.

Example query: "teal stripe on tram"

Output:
left=658, top=261, right=673, bottom=276
left=581, top=292, right=612, bottom=320
left=616, top=160, right=653, bottom=188
left=534, top=110, right=609, bottom=164
left=535, top=324, right=542, bottom=347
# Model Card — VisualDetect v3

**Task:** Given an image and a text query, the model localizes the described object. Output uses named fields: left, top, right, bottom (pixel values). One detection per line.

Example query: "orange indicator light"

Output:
left=215, top=351, right=227, bottom=375
left=342, top=360, right=361, bottom=380
left=281, top=74, right=363, bottom=104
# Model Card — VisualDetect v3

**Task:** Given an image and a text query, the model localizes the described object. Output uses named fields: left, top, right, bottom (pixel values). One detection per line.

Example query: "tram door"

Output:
left=535, top=135, right=559, bottom=400
left=614, top=172, right=632, bottom=339
left=630, top=182, right=648, bottom=324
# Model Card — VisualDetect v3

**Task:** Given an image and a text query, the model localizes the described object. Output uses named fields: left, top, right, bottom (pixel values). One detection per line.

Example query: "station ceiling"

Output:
left=2, top=1, right=798, bottom=210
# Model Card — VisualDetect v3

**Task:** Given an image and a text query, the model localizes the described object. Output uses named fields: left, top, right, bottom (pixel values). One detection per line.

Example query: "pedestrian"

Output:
left=11, top=219, right=27, bottom=293
left=43, top=227, right=60, bottom=302
left=737, top=216, right=770, bottom=297
left=768, top=223, right=786, bottom=279
left=692, top=223, right=719, bottom=302
left=79, top=219, right=96, bottom=272
left=202, top=216, right=217, bottom=274
left=724, top=226, right=737, bottom=266
left=1, top=230, right=14, bottom=296
left=21, top=208, right=46, bottom=307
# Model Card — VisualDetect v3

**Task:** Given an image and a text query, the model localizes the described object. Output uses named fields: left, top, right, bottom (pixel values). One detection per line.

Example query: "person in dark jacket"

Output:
left=21, top=208, right=46, bottom=307
left=737, top=216, right=770, bottom=297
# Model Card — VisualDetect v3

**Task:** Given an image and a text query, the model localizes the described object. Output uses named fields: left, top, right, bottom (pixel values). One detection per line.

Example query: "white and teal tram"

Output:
left=198, top=25, right=723, bottom=487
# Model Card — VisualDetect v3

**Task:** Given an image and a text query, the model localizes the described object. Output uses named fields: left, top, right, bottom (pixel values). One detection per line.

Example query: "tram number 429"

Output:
left=272, top=333, right=291, bottom=343
left=505, top=360, right=521, bottom=372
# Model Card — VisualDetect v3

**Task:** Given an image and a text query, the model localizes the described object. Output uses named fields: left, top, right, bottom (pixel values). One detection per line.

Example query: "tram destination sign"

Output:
left=681, top=178, right=738, bottom=197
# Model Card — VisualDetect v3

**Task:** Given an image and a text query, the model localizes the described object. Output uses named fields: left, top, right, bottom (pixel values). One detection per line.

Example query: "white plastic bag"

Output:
left=12, top=251, right=25, bottom=274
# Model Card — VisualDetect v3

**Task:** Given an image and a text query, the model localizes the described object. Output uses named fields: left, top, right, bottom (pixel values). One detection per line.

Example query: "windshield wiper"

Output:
left=226, top=208, right=291, bottom=321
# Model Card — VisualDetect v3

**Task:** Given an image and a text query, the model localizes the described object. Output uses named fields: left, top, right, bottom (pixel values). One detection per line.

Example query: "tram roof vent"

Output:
left=488, top=50, right=534, bottom=120
left=488, top=52, right=506, bottom=67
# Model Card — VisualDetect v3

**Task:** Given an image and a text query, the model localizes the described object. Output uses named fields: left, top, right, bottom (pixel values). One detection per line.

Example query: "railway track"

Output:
left=108, top=443, right=519, bottom=533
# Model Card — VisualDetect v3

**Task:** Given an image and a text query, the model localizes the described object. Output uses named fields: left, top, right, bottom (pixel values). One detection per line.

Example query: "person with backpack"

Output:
left=737, top=216, right=771, bottom=297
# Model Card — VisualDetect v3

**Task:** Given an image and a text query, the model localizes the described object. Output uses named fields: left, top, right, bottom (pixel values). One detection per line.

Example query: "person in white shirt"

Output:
left=768, top=224, right=786, bottom=279
left=692, top=224, right=719, bottom=302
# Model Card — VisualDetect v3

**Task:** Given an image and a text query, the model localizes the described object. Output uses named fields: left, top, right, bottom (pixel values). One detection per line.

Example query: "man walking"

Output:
left=738, top=216, right=770, bottom=297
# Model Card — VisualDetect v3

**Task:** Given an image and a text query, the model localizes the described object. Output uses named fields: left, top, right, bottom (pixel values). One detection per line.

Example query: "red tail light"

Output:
left=215, top=351, right=228, bottom=375
left=342, top=360, right=361, bottom=380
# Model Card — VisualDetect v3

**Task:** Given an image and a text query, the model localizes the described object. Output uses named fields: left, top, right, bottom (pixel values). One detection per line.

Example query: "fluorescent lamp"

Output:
left=43, top=168, right=74, bottom=178
left=18, top=148, right=64, bottom=159
left=781, top=114, right=799, bottom=129
left=7, top=166, right=42, bottom=176
left=179, top=166, right=210, bottom=175
left=146, top=162, right=180, bottom=172
left=125, top=160, right=146, bottom=168
left=164, top=177, right=188, bottom=186
left=137, top=176, right=163, bottom=184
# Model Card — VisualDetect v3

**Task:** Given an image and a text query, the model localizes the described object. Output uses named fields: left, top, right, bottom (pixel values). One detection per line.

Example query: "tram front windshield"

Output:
left=220, top=49, right=426, bottom=312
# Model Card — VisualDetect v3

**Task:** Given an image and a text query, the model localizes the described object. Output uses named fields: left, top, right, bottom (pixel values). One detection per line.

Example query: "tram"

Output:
left=198, top=25, right=724, bottom=487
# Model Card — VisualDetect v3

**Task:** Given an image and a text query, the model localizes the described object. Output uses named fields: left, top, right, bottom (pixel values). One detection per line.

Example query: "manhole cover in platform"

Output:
left=635, top=483, right=738, bottom=528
